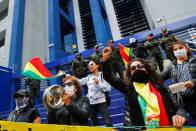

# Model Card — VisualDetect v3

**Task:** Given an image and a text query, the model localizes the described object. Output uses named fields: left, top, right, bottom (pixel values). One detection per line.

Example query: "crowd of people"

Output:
left=6, top=28, right=196, bottom=130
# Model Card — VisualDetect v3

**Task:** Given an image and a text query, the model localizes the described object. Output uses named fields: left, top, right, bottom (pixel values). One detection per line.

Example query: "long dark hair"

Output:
left=124, top=58, right=164, bottom=86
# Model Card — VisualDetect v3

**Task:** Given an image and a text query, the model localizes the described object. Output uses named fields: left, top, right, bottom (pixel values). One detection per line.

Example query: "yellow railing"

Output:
left=1, top=121, right=196, bottom=131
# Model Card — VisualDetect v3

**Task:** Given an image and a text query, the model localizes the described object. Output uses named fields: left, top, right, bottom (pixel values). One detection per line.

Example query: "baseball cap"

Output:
left=13, top=89, right=30, bottom=98
left=75, top=52, right=81, bottom=57
left=94, top=45, right=99, bottom=49
left=148, top=33, right=153, bottom=37
left=162, top=28, right=168, bottom=32
left=129, top=38, right=137, bottom=44
left=107, top=40, right=114, bottom=44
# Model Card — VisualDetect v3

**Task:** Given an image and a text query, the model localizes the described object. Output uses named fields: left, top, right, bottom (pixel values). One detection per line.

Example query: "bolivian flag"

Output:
left=133, top=82, right=170, bottom=128
left=118, top=44, right=133, bottom=68
left=22, top=57, right=65, bottom=80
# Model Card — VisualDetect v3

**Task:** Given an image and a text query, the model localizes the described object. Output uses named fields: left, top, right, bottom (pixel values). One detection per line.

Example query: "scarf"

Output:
left=133, top=81, right=170, bottom=128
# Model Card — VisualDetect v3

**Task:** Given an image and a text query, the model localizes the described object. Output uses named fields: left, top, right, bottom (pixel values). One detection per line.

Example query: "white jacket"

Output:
left=79, top=72, right=111, bottom=105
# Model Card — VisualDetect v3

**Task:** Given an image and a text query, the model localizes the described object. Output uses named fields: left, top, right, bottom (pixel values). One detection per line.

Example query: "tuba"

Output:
left=43, top=85, right=65, bottom=111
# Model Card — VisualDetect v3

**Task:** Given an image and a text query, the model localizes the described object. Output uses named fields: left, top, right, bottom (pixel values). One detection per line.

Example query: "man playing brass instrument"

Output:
left=44, top=76, right=90, bottom=125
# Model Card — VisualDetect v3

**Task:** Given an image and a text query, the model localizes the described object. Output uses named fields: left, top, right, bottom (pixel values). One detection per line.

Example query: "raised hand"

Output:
left=101, top=47, right=112, bottom=62
left=63, top=93, right=72, bottom=106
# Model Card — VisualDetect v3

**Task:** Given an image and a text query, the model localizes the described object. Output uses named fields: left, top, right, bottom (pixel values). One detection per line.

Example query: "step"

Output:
left=110, top=98, right=124, bottom=108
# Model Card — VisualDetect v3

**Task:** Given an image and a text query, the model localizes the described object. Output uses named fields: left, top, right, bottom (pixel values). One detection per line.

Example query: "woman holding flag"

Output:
left=101, top=47, right=187, bottom=129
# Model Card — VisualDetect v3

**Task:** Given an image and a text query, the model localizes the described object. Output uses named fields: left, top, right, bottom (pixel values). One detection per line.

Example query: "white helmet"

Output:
left=129, top=38, right=136, bottom=44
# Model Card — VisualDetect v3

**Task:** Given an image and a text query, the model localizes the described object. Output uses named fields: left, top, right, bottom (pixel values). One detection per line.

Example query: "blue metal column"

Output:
left=9, top=0, right=25, bottom=74
left=9, top=0, right=25, bottom=109
left=48, top=0, right=61, bottom=84
left=89, top=0, right=110, bottom=44
left=70, top=0, right=77, bottom=50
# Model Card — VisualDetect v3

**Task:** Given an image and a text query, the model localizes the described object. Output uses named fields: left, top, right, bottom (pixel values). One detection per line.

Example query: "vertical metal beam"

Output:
left=69, top=0, right=77, bottom=50
left=89, top=0, right=109, bottom=45
left=9, top=0, right=25, bottom=74
left=8, top=0, right=25, bottom=110
left=48, top=0, right=61, bottom=84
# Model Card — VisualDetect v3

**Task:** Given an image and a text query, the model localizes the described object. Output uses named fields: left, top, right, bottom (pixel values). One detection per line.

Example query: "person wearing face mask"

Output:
left=71, top=53, right=88, bottom=79
left=159, top=28, right=177, bottom=61
left=7, top=89, right=41, bottom=123
left=101, top=47, right=188, bottom=130
left=144, top=33, right=164, bottom=72
left=129, top=38, right=148, bottom=59
left=46, top=77, right=90, bottom=125
left=107, top=40, right=125, bottom=80
left=79, top=58, right=112, bottom=127
left=162, top=40, right=196, bottom=123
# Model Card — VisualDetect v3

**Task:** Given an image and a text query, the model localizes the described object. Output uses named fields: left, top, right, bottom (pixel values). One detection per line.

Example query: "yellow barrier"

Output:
left=0, top=121, right=117, bottom=131
left=145, top=127, right=196, bottom=131
left=1, top=121, right=196, bottom=131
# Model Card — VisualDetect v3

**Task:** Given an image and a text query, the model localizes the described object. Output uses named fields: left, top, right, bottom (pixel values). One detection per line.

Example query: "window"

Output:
left=59, top=0, right=69, bottom=14
left=0, top=30, right=6, bottom=48
left=0, top=0, right=9, bottom=21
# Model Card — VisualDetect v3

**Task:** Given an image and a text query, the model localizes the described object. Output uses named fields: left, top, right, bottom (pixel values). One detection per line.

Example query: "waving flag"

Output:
left=22, top=57, right=65, bottom=80
left=118, top=44, right=133, bottom=68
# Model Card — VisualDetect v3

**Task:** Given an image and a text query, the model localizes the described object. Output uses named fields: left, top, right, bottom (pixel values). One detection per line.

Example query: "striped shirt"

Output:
left=176, top=61, right=194, bottom=95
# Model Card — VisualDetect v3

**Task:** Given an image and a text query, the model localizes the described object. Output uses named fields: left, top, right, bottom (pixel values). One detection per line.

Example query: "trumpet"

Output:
left=43, top=85, right=65, bottom=111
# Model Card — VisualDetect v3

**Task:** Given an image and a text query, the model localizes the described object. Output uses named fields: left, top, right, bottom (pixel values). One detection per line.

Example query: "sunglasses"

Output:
left=130, top=64, right=145, bottom=71
left=15, top=95, right=25, bottom=99
left=63, top=82, right=73, bottom=87
left=88, top=63, right=94, bottom=68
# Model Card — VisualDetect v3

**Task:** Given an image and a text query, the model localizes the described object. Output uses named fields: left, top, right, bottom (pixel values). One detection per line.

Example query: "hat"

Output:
left=148, top=33, right=153, bottom=36
left=129, top=38, right=137, bottom=44
left=75, top=52, right=81, bottom=57
left=162, top=28, right=168, bottom=32
left=13, top=89, right=30, bottom=98
left=94, top=45, right=99, bottom=49
left=107, top=40, right=114, bottom=44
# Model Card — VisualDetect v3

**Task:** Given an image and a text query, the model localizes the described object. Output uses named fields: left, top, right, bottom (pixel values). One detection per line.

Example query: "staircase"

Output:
left=36, top=88, right=125, bottom=126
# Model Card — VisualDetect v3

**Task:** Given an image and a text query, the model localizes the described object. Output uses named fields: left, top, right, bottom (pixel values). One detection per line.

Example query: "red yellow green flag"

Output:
left=118, top=44, right=132, bottom=68
left=22, top=57, right=65, bottom=80
left=133, top=82, right=170, bottom=128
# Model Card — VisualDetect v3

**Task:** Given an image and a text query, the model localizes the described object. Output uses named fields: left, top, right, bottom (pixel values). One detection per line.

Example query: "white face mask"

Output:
left=15, top=97, right=29, bottom=110
left=174, top=49, right=187, bottom=58
left=64, top=85, right=75, bottom=96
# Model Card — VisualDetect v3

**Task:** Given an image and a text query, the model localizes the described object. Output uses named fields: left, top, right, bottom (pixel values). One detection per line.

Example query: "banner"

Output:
left=0, top=121, right=117, bottom=131
left=145, top=127, right=196, bottom=131
left=1, top=121, right=196, bottom=131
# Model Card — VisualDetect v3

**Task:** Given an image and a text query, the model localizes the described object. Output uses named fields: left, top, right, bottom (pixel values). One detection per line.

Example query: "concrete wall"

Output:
left=72, top=0, right=85, bottom=52
left=22, top=0, right=49, bottom=69
left=0, top=0, right=14, bottom=67
left=140, top=0, right=196, bottom=28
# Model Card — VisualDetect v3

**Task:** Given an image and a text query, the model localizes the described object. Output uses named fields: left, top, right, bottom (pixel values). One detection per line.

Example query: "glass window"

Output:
left=0, top=30, right=6, bottom=48
left=0, top=0, right=9, bottom=21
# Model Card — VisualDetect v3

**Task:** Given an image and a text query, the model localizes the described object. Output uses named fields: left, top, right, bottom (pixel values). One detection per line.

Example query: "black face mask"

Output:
left=132, top=70, right=150, bottom=83
left=132, top=43, right=137, bottom=48
left=76, top=56, right=81, bottom=60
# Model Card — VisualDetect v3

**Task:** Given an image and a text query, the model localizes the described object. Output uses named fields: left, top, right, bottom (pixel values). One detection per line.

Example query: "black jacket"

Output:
left=162, top=56, right=196, bottom=96
left=7, top=105, right=40, bottom=123
left=102, top=60, right=188, bottom=127
left=47, top=96, right=90, bottom=126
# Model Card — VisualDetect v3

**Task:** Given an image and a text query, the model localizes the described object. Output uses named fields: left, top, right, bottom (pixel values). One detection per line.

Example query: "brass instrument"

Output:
left=43, top=85, right=65, bottom=111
